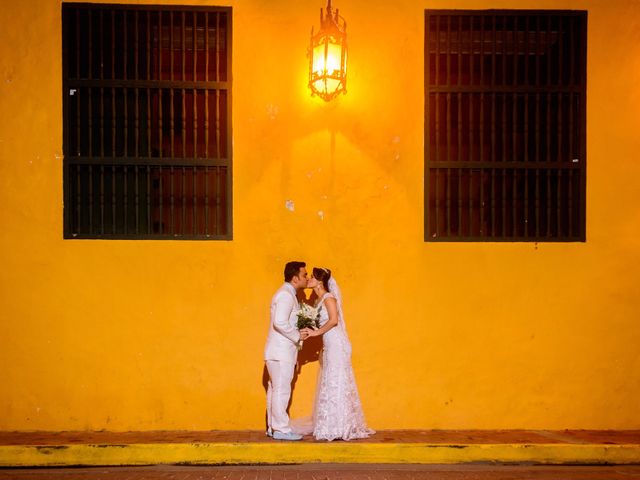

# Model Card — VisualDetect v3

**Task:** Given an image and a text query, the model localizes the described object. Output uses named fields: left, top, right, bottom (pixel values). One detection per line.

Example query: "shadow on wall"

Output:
left=251, top=95, right=409, bottom=188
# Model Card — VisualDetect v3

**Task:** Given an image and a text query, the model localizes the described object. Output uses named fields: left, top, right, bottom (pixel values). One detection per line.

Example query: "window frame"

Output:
left=424, top=10, right=587, bottom=242
left=62, top=3, right=233, bottom=240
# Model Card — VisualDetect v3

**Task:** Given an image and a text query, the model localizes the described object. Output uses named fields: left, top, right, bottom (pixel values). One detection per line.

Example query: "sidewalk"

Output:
left=0, top=430, right=639, bottom=467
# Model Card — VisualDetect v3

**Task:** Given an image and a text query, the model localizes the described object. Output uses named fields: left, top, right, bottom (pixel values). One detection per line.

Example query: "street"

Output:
left=1, top=464, right=640, bottom=480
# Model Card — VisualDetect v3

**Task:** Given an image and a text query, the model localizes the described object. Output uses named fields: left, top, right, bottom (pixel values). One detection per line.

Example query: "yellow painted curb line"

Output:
left=1, top=443, right=640, bottom=467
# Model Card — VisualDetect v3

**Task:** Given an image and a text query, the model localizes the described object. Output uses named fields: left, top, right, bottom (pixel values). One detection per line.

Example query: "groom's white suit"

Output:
left=264, top=282, right=301, bottom=436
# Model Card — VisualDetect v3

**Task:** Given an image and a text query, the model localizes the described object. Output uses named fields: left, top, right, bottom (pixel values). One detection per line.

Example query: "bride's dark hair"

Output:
left=312, top=267, right=332, bottom=291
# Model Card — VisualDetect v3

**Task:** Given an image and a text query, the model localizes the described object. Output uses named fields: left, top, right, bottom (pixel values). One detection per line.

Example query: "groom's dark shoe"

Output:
left=272, top=431, right=302, bottom=441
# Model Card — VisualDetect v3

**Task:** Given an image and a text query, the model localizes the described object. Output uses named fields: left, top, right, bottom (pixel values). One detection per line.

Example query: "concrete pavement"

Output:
left=1, top=431, right=639, bottom=467
left=1, top=464, right=640, bottom=479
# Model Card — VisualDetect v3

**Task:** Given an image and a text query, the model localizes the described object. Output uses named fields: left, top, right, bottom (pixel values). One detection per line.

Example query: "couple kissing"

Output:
left=264, top=261, right=374, bottom=441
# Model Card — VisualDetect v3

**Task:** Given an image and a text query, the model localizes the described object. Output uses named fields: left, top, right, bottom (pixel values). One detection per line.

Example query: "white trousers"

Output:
left=265, top=359, right=295, bottom=434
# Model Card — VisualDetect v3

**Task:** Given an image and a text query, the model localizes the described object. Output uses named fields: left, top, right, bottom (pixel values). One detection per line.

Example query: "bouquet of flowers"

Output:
left=296, top=302, right=321, bottom=350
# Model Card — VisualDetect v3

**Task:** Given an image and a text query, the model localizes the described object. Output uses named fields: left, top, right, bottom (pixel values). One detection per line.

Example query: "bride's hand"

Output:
left=301, top=327, right=318, bottom=337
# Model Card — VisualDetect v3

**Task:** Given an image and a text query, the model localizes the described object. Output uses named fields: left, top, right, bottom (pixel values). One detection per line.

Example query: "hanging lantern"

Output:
left=308, top=0, right=347, bottom=101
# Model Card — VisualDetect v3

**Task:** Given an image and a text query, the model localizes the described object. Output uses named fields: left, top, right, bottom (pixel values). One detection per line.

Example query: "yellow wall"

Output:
left=1, top=0, right=639, bottom=431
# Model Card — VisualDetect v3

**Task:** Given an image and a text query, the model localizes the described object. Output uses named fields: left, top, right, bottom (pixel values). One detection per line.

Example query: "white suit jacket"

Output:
left=264, top=283, right=300, bottom=362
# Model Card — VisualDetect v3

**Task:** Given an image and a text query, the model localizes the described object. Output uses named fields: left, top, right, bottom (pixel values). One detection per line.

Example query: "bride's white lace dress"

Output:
left=308, top=291, right=374, bottom=441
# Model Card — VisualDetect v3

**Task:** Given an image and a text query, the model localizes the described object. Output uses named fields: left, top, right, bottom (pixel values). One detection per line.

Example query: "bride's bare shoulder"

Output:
left=324, top=293, right=337, bottom=304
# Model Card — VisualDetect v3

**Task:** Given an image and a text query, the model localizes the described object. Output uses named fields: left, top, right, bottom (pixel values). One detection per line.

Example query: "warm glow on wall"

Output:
left=308, top=0, right=347, bottom=101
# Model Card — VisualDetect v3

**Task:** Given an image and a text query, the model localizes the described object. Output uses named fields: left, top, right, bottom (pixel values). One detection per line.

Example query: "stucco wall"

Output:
left=0, top=0, right=639, bottom=430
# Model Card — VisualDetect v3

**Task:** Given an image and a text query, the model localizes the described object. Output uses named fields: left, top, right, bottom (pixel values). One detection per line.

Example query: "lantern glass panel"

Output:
left=312, top=42, right=328, bottom=75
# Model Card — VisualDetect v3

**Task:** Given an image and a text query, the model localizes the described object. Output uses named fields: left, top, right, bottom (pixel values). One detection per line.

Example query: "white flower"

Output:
left=298, top=303, right=319, bottom=318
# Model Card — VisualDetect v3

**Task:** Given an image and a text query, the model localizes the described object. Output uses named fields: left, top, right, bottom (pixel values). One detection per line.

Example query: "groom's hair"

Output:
left=284, top=261, right=306, bottom=282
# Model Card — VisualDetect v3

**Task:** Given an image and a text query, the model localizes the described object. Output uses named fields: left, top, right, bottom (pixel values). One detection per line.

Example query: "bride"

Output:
left=298, top=267, right=374, bottom=441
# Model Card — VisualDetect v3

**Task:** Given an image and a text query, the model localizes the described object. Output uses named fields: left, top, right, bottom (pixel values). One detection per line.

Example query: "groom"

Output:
left=264, top=261, right=310, bottom=441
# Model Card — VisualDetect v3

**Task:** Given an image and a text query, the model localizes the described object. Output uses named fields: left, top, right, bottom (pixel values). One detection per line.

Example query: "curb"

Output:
left=2, top=442, right=640, bottom=467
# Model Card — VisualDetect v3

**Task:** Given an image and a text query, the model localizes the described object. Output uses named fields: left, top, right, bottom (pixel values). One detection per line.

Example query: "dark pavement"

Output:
left=1, top=464, right=640, bottom=480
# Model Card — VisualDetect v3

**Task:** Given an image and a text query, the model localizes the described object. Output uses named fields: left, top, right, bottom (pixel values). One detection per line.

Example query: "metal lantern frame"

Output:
left=308, top=0, right=347, bottom=101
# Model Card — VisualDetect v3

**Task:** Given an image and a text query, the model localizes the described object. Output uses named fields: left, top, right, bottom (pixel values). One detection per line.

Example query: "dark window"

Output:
left=62, top=4, right=232, bottom=239
left=425, top=11, right=586, bottom=241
